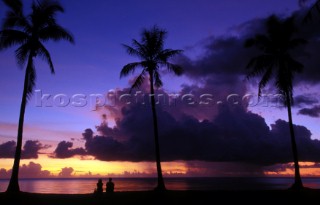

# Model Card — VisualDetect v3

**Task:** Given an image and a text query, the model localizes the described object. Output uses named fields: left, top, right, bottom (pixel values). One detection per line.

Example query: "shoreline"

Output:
left=1, top=189, right=319, bottom=205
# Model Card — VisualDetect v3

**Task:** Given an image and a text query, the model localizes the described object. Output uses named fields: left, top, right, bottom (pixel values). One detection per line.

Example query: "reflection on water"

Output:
left=0, top=178, right=320, bottom=194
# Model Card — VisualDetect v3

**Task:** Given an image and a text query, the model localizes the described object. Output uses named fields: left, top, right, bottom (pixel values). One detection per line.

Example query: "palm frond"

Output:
left=37, top=41, right=55, bottom=73
left=253, top=35, right=270, bottom=51
left=142, top=26, right=166, bottom=57
left=286, top=56, right=304, bottom=73
left=3, top=14, right=28, bottom=30
left=246, top=55, right=274, bottom=79
left=26, top=58, right=36, bottom=100
left=120, top=62, right=143, bottom=78
left=303, top=0, right=320, bottom=23
left=15, top=43, right=30, bottom=66
left=0, top=29, right=28, bottom=50
left=38, top=0, right=64, bottom=15
left=258, top=66, right=273, bottom=97
left=163, top=62, right=183, bottom=76
left=157, top=49, right=183, bottom=62
left=130, top=71, right=146, bottom=92
left=131, top=39, right=147, bottom=59
left=39, top=24, right=74, bottom=43
left=2, top=3, right=29, bottom=30
left=31, top=0, right=64, bottom=26
left=122, top=44, right=143, bottom=58
left=3, top=0, right=23, bottom=12
left=154, top=27, right=166, bottom=52
left=154, top=71, right=163, bottom=88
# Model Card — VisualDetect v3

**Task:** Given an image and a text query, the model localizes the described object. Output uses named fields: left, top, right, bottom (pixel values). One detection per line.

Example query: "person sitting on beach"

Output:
left=106, top=178, right=114, bottom=193
left=96, top=179, right=103, bottom=194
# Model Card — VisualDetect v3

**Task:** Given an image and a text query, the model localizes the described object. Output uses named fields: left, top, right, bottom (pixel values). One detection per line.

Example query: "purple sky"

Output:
left=1, top=0, right=320, bottom=176
left=0, top=0, right=300, bottom=132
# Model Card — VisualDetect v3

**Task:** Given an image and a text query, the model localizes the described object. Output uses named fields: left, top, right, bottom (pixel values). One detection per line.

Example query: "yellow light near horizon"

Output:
left=1, top=158, right=14, bottom=170
left=2, top=155, right=188, bottom=177
left=35, top=155, right=144, bottom=176
left=264, top=162, right=320, bottom=177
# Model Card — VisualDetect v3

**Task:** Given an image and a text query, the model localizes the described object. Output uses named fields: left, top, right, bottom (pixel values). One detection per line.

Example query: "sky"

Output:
left=1, top=0, right=320, bottom=178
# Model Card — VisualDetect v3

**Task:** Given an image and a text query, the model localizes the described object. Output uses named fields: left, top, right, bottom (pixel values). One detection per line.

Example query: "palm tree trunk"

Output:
left=149, top=71, right=166, bottom=191
left=286, top=92, right=303, bottom=190
left=6, top=54, right=33, bottom=193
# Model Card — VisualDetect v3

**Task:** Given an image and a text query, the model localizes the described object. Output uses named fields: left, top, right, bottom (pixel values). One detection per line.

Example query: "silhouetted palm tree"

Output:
left=0, top=0, right=74, bottom=193
left=120, top=26, right=183, bottom=191
left=245, top=15, right=306, bottom=190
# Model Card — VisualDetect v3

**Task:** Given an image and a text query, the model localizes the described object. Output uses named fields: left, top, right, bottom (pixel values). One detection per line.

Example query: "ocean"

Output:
left=0, top=177, right=319, bottom=194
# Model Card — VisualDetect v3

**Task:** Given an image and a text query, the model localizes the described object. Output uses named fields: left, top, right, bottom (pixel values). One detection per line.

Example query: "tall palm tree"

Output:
left=245, top=15, right=306, bottom=190
left=0, top=0, right=74, bottom=193
left=120, top=26, right=183, bottom=191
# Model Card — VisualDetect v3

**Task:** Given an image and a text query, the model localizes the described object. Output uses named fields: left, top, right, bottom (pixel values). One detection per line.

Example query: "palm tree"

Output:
left=0, top=0, right=74, bottom=193
left=120, top=26, right=183, bottom=191
left=245, top=15, right=306, bottom=190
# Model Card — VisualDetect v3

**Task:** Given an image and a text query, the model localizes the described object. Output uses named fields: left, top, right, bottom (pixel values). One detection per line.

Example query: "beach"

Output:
left=0, top=190, right=319, bottom=205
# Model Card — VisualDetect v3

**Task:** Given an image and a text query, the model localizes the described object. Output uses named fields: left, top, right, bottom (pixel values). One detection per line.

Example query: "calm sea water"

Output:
left=0, top=178, right=319, bottom=194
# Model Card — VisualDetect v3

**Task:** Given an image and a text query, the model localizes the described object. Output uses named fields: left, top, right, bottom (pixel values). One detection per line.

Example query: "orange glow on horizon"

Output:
left=264, top=162, right=320, bottom=177
left=0, top=155, right=188, bottom=178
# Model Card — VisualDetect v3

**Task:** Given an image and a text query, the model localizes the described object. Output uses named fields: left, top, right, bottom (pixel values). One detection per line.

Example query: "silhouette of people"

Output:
left=106, top=178, right=114, bottom=193
left=96, top=179, right=103, bottom=194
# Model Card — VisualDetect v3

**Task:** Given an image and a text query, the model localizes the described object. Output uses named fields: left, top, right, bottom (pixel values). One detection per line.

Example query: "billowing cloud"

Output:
left=58, top=167, right=74, bottom=177
left=53, top=141, right=86, bottom=158
left=0, top=140, right=49, bottom=159
left=54, top=101, right=320, bottom=165
left=53, top=9, right=320, bottom=165
left=19, top=162, right=51, bottom=178
left=298, top=105, right=320, bottom=117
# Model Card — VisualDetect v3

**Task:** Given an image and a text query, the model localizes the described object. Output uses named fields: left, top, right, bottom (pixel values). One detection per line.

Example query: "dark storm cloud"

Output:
left=0, top=140, right=48, bottom=159
left=178, top=8, right=320, bottom=85
left=53, top=141, right=86, bottom=158
left=179, top=36, right=255, bottom=78
left=298, top=105, right=320, bottom=117
left=54, top=102, right=320, bottom=165
left=52, top=8, right=320, bottom=164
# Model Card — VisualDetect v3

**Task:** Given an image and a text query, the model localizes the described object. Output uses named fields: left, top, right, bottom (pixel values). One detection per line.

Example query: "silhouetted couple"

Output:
left=96, top=178, right=114, bottom=194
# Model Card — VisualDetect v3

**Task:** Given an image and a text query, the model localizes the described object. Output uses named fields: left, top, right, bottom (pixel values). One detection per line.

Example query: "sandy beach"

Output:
left=0, top=189, right=319, bottom=205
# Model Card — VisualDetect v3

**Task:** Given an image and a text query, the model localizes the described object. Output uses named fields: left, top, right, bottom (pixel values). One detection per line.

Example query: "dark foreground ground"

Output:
left=0, top=190, right=319, bottom=205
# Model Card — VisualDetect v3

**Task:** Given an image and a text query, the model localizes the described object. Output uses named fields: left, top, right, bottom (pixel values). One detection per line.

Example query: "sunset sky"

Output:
left=1, top=0, right=320, bottom=178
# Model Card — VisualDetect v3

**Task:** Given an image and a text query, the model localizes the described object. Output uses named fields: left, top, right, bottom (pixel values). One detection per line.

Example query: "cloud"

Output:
left=0, top=140, right=49, bottom=159
left=19, top=162, right=51, bottom=178
left=52, top=9, right=320, bottom=165
left=22, top=140, right=50, bottom=159
left=0, top=141, right=15, bottom=158
left=58, top=167, right=74, bottom=177
left=0, top=162, right=51, bottom=179
left=53, top=100, right=320, bottom=165
left=53, top=141, right=86, bottom=158
left=298, top=105, right=320, bottom=117
left=293, top=94, right=319, bottom=107
left=0, top=168, right=10, bottom=179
